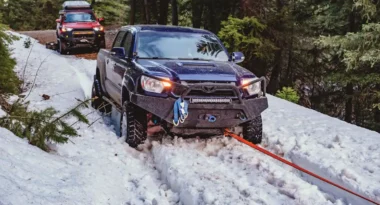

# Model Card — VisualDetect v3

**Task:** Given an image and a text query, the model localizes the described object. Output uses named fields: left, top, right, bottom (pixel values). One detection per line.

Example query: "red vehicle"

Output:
left=56, top=1, right=105, bottom=54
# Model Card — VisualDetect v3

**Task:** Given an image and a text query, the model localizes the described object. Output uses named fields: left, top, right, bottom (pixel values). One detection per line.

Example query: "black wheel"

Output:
left=120, top=102, right=147, bottom=148
left=58, top=39, right=67, bottom=55
left=91, top=76, right=111, bottom=113
left=242, top=115, right=263, bottom=144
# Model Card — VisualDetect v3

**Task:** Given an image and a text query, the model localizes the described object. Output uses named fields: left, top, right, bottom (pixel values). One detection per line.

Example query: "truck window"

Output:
left=113, top=31, right=126, bottom=48
left=122, top=33, right=133, bottom=57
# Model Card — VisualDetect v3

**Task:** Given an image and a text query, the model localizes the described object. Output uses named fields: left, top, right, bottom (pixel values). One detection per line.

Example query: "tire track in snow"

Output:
left=150, top=137, right=339, bottom=205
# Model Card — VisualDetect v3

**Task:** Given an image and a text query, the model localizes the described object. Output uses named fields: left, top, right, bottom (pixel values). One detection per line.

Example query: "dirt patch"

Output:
left=19, top=29, right=119, bottom=60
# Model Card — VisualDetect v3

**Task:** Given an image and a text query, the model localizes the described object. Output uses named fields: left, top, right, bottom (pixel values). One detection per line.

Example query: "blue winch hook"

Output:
left=173, top=98, right=189, bottom=126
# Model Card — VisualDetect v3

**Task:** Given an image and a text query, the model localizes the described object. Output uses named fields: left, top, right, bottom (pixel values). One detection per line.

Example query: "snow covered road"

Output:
left=1, top=32, right=379, bottom=205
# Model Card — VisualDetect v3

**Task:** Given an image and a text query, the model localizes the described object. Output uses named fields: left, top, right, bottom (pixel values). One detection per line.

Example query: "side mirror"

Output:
left=110, top=47, right=126, bottom=58
left=231, top=52, right=245, bottom=64
left=56, top=19, right=61, bottom=23
left=98, top=17, right=105, bottom=23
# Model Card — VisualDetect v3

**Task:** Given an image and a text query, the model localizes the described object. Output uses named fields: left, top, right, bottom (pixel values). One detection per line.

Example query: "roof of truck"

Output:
left=122, top=25, right=213, bottom=34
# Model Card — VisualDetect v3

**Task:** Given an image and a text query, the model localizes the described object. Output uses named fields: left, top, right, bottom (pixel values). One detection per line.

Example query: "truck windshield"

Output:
left=137, top=31, right=229, bottom=61
left=64, top=12, right=96, bottom=23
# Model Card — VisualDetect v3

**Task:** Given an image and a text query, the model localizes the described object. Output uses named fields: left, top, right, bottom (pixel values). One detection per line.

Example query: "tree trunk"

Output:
left=129, top=0, right=136, bottom=25
left=344, top=83, right=353, bottom=123
left=171, top=0, right=178, bottom=25
left=191, top=0, right=203, bottom=28
left=143, top=0, right=150, bottom=24
left=375, top=84, right=380, bottom=123
left=344, top=12, right=356, bottom=123
left=267, top=49, right=283, bottom=94
left=151, top=0, right=159, bottom=23
left=158, top=0, right=169, bottom=25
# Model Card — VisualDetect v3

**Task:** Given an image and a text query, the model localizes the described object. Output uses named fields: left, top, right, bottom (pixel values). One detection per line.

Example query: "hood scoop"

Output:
left=177, top=62, right=216, bottom=68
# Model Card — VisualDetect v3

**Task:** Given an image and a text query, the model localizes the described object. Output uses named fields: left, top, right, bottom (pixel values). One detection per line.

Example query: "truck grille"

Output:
left=187, top=89, right=236, bottom=97
left=180, top=81, right=239, bottom=99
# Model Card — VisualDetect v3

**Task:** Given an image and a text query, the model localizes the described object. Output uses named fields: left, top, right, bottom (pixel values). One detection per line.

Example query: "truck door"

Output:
left=104, top=31, right=126, bottom=102
left=113, top=32, right=134, bottom=85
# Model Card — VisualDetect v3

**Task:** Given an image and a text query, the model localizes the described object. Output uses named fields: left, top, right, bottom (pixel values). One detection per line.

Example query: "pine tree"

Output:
left=0, top=100, right=90, bottom=151
left=0, top=24, right=20, bottom=94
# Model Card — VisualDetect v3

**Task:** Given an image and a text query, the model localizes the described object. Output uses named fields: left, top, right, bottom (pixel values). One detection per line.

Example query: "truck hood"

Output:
left=137, top=59, right=255, bottom=82
left=63, top=22, right=101, bottom=29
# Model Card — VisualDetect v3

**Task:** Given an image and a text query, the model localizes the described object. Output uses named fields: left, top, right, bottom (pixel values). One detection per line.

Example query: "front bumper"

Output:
left=59, top=30, right=105, bottom=47
left=130, top=76, right=268, bottom=128
left=131, top=94, right=268, bottom=128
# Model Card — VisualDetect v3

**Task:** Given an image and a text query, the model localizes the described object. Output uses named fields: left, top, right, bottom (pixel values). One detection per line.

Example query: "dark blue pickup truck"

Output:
left=92, top=25, right=268, bottom=147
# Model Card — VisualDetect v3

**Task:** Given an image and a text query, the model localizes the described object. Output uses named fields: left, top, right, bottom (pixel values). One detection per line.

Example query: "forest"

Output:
left=0, top=0, right=379, bottom=132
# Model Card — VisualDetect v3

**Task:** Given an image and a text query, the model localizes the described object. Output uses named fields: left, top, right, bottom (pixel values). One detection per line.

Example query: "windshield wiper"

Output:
left=177, top=57, right=211, bottom=61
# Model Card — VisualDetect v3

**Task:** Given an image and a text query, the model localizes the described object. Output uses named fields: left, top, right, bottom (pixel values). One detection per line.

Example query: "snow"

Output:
left=0, top=106, right=6, bottom=117
left=0, top=32, right=379, bottom=205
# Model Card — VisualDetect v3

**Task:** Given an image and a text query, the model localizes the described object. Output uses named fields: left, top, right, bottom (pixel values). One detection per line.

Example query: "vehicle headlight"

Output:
left=141, top=76, right=171, bottom=93
left=241, top=78, right=261, bottom=95
left=61, top=26, right=73, bottom=32
left=93, top=26, right=104, bottom=32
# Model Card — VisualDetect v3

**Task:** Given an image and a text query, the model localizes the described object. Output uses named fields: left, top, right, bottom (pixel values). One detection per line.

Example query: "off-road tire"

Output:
left=242, top=115, right=263, bottom=144
left=91, top=76, right=111, bottom=113
left=58, top=39, right=67, bottom=55
left=120, top=102, right=147, bottom=148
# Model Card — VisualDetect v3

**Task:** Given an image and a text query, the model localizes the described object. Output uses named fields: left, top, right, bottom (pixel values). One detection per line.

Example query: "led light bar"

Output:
left=190, top=98, right=232, bottom=104
left=63, top=1, right=92, bottom=10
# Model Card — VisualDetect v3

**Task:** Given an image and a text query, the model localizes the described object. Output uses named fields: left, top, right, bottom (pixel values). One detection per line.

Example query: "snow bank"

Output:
left=0, top=32, right=175, bottom=205
left=263, top=95, right=380, bottom=204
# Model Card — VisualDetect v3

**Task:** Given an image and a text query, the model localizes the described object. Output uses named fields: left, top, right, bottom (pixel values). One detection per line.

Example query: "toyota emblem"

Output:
left=202, top=86, right=216, bottom=93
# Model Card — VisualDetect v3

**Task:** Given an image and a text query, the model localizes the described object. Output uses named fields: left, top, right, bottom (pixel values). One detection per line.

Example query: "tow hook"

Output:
left=236, top=112, right=247, bottom=121
left=205, top=114, right=217, bottom=123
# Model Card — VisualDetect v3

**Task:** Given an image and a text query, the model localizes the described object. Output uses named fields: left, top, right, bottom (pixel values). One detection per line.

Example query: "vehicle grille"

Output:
left=187, top=89, right=236, bottom=97
left=180, top=81, right=239, bottom=99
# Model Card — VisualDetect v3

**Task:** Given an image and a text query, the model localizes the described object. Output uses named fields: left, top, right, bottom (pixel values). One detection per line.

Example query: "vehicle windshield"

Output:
left=64, top=12, right=96, bottom=23
left=137, top=31, right=229, bottom=61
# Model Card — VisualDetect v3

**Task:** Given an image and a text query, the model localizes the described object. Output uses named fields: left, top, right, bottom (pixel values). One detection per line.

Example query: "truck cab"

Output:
left=93, top=25, right=268, bottom=148
left=56, top=1, right=105, bottom=54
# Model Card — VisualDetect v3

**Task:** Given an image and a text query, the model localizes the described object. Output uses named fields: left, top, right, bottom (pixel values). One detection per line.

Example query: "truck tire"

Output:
left=120, top=102, right=147, bottom=148
left=91, top=76, right=111, bottom=113
left=242, top=115, right=263, bottom=144
left=58, top=39, right=67, bottom=55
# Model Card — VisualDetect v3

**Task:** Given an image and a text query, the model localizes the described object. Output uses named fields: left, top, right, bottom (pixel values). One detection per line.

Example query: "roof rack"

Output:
left=62, top=1, right=92, bottom=10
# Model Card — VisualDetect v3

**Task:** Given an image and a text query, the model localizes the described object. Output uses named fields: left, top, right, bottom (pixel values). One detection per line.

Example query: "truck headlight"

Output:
left=141, top=76, right=171, bottom=93
left=61, top=26, right=73, bottom=32
left=93, top=26, right=104, bottom=32
left=241, top=78, right=261, bottom=95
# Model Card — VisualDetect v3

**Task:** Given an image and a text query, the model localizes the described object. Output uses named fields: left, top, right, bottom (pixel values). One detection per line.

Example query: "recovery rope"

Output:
left=224, top=129, right=380, bottom=205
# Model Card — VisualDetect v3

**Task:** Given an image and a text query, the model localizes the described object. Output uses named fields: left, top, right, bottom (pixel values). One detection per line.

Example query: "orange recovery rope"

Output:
left=224, top=129, right=380, bottom=205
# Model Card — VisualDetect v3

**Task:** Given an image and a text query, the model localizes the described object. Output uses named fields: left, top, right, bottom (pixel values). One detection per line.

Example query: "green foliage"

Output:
left=90, top=0, right=129, bottom=26
left=218, top=16, right=276, bottom=62
left=0, top=24, right=20, bottom=94
left=0, top=100, right=90, bottom=151
left=275, top=87, right=300, bottom=104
